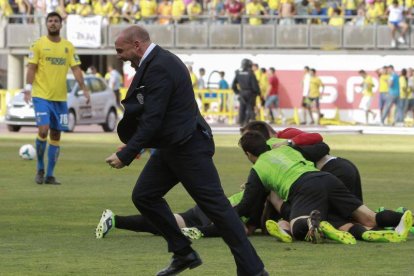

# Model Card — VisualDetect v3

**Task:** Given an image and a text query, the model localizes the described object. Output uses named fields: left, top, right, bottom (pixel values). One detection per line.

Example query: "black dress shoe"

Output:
left=156, top=251, right=202, bottom=276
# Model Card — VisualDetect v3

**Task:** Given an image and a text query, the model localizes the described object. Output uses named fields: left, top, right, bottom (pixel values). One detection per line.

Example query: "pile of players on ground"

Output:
left=95, top=121, right=413, bottom=245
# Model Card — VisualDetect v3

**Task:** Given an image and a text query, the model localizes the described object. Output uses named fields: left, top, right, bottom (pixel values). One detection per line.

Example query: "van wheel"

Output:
left=67, top=110, right=76, bottom=132
left=102, top=109, right=117, bottom=132
left=7, top=125, right=21, bottom=132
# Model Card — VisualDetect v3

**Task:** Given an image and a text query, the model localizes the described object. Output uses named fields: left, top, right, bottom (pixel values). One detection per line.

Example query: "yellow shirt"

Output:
left=65, top=3, right=79, bottom=14
left=379, top=73, right=389, bottom=93
left=246, top=2, right=265, bottom=25
left=28, top=36, right=81, bottom=101
left=93, top=1, right=114, bottom=16
left=253, top=69, right=261, bottom=82
left=374, top=1, right=385, bottom=17
left=342, top=0, right=356, bottom=10
left=268, top=0, right=279, bottom=10
left=259, top=73, right=268, bottom=97
left=76, top=4, right=93, bottom=16
left=309, top=76, right=323, bottom=98
left=141, top=0, right=157, bottom=17
left=399, top=76, right=409, bottom=99
left=0, top=0, right=13, bottom=16
left=362, top=75, right=374, bottom=97
left=172, top=0, right=185, bottom=18
left=157, top=2, right=172, bottom=24
left=190, top=72, right=197, bottom=88
left=329, top=16, right=344, bottom=26
left=366, top=4, right=380, bottom=24
left=187, top=1, right=202, bottom=19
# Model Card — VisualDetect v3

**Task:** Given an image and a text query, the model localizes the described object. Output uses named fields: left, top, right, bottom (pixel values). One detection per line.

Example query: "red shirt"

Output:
left=225, top=1, right=243, bottom=14
left=268, top=75, right=279, bottom=96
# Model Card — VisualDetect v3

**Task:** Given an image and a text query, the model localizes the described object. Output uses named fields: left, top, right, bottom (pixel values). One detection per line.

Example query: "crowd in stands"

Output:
left=1, top=0, right=413, bottom=27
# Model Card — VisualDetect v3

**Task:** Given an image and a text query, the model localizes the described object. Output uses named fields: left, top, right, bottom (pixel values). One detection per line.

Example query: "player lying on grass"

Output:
left=96, top=190, right=250, bottom=240
left=265, top=191, right=412, bottom=244
left=237, top=130, right=412, bottom=244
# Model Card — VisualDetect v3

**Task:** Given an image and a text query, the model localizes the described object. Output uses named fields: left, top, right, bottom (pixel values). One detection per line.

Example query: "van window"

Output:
left=89, top=78, right=107, bottom=93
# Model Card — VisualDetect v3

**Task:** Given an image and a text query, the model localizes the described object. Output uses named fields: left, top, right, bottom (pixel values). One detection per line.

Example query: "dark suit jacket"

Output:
left=116, top=45, right=211, bottom=166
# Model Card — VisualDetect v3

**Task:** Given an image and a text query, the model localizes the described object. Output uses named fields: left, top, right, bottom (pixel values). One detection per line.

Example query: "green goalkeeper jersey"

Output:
left=228, top=190, right=244, bottom=206
left=253, top=145, right=318, bottom=200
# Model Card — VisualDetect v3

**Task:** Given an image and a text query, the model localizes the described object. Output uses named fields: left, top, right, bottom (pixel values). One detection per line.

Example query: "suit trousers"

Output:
left=131, top=127, right=264, bottom=275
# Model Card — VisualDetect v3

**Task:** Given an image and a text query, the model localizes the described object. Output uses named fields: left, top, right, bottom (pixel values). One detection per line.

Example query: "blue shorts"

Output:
left=32, top=97, right=68, bottom=131
left=389, top=20, right=401, bottom=27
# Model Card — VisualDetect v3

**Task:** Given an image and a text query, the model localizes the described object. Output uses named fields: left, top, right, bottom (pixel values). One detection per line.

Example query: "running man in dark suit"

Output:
left=104, top=25, right=267, bottom=276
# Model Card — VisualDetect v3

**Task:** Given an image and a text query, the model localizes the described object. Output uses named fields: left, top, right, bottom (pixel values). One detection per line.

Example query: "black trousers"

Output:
left=322, top=157, right=363, bottom=202
left=288, top=172, right=363, bottom=222
left=238, top=91, right=256, bottom=126
left=131, top=127, right=264, bottom=276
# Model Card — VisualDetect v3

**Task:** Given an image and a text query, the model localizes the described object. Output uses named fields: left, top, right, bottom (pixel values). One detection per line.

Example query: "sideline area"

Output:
left=2, top=122, right=413, bottom=136
left=210, top=124, right=414, bottom=136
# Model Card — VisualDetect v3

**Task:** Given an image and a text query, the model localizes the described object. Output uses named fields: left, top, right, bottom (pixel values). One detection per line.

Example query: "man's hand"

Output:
left=105, top=153, right=125, bottom=169
left=82, top=88, right=91, bottom=105
left=23, top=90, right=32, bottom=104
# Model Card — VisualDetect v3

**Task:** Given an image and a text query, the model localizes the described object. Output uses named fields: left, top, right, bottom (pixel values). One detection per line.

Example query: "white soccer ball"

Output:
left=19, top=144, right=36, bottom=160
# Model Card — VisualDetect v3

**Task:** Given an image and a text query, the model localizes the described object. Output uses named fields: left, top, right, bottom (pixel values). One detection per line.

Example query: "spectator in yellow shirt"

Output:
left=376, top=65, right=390, bottom=117
left=93, top=0, right=116, bottom=24
left=366, top=0, right=381, bottom=24
left=0, top=0, right=14, bottom=19
left=188, top=65, right=198, bottom=89
left=268, top=0, right=280, bottom=15
left=187, top=0, right=203, bottom=22
left=399, top=68, right=410, bottom=122
left=259, top=68, right=269, bottom=104
left=358, top=70, right=376, bottom=125
left=246, top=0, right=267, bottom=25
left=341, top=0, right=357, bottom=22
left=121, top=0, right=140, bottom=23
left=328, top=7, right=344, bottom=26
left=172, top=0, right=185, bottom=22
left=140, top=0, right=157, bottom=23
left=76, top=0, right=93, bottom=16
left=252, top=63, right=261, bottom=83
left=306, top=68, right=324, bottom=125
left=65, top=0, right=80, bottom=15
left=157, top=0, right=172, bottom=24
left=406, top=67, right=414, bottom=119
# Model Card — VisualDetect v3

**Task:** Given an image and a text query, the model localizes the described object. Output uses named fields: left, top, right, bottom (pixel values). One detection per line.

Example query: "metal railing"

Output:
left=1, top=15, right=413, bottom=50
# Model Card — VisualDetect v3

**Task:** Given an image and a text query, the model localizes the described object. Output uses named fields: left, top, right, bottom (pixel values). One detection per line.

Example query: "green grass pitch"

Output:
left=0, top=132, right=413, bottom=275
